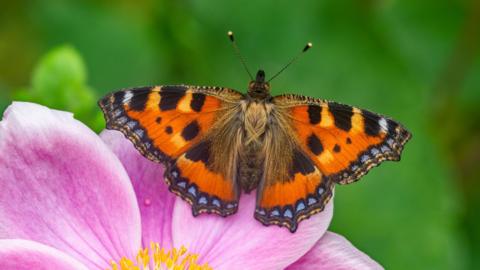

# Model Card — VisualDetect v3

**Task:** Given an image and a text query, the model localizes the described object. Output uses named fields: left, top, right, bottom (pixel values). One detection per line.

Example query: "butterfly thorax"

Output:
left=247, top=70, right=271, bottom=100
left=242, top=100, right=272, bottom=144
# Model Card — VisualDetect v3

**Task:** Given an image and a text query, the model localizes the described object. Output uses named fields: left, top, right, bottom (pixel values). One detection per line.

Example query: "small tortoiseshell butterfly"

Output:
left=99, top=32, right=411, bottom=232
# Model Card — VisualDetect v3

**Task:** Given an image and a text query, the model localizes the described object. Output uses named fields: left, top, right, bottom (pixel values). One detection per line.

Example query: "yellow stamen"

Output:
left=107, top=243, right=212, bottom=270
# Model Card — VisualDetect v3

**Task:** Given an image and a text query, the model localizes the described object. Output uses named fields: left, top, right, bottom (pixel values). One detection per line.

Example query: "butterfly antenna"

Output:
left=227, top=31, right=254, bottom=80
left=267, top=42, right=313, bottom=83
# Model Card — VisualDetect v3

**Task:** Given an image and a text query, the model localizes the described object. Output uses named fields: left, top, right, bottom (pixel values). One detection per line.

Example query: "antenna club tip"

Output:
left=227, top=31, right=234, bottom=41
left=303, top=42, right=313, bottom=52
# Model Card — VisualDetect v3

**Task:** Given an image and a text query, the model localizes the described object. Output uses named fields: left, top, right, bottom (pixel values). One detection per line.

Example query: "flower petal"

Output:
left=286, top=231, right=384, bottom=270
left=101, top=130, right=174, bottom=249
left=0, top=102, right=141, bottom=269
left=0, top=239, right=89, bottom=270
left=172, top=192, right=333, bottom=270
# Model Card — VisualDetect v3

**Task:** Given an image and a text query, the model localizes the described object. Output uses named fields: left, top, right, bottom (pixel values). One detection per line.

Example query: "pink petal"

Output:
left=101, top=130, right=174, bottom=249
left=286, top=231, right=384, bottom=270
left=172, top=192, right=333, bottom=269
left=0, top=239, right=89, bottom=270
left=0, top=102, right=141, bottom=269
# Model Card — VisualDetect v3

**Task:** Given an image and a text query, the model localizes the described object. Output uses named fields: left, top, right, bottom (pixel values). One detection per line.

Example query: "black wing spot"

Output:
left=159, top=86, right=187, bottom=111
left=346, top=137, right=352, bottom=144
left=185, top=140, right=211, bottom=165
left=307, top=133, right=323, bottom=155
left=333, top=144, right=341, bottom=153
left=190, top=93, right=206, bottom=112
left=156, top=117, right=162, bottom=124
left=128, top=87, right=152, bottom=111
left=289, top=149, right=316, bottom=177
left=165, top=126, right=173, bottom=134
left=362, top=109, right=381, bottom=136
left=328, top=102, right=353, bottom=132
left=307, top=105, right=321, bottom=124
left=181, top=121, right=200, bottom=141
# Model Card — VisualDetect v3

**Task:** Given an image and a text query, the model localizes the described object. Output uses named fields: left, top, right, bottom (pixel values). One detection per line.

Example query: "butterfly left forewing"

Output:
left=273, top=94, right=411, bottom=184
left=99, top=85, right=244, bottom=216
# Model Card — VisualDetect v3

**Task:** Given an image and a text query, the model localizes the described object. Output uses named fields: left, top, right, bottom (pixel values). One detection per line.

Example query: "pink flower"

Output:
left=0, top=102, right=383, bottom=270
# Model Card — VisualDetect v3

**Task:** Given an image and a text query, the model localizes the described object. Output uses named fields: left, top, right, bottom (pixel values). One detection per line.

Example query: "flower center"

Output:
left=108, top=243, right=212, bottom=270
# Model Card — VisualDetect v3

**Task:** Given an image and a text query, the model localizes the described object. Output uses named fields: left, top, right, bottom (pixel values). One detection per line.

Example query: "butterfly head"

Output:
left=248, top=70, right=271, bottom=99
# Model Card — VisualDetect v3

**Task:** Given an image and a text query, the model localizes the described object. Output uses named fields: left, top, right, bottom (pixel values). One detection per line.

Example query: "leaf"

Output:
left=12, top=45, right=103, bottom=132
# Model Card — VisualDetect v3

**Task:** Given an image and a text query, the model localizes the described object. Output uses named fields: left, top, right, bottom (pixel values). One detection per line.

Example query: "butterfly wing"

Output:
left=255, top=146, right=334, bottom=232
left=274, top=94, right=411, bottom=184
left=254, top=94, right=411, bottom=232
left=99, top=85, right=244, bottom=216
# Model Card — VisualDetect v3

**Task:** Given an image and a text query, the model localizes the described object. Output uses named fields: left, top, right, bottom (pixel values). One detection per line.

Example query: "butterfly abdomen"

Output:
left=238, top=143, right=264, bottom=193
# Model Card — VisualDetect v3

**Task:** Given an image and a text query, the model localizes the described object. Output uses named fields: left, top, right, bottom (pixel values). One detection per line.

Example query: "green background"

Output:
left=1, top=1, right=479, bottom=269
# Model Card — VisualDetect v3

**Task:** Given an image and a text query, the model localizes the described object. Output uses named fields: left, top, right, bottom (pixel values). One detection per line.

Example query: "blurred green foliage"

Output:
left=0, top=1, right=479, bottom=269
left=13, top=45, right=104, bottom=131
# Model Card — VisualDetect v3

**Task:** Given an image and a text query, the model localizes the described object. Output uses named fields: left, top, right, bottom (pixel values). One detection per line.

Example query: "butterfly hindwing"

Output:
left=255, top=148, right=334, bottom=232
left=166, top=139, right=240, bottom=216
left=274, top=94, right=411, bottom=184
left=99, top=85, right=243, bottom=216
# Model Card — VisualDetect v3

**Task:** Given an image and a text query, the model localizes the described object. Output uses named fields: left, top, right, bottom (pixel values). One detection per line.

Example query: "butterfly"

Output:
left=98, top=34, right=411, bottom=233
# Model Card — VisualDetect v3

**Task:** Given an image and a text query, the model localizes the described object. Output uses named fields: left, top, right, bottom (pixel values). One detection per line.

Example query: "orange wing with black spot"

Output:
left=99, top=85, right=243, bottom=216
left=167, top=140, right=239, bottom=216
left=255, top=148, right=334, bottom=232
left=254, top=94, right=411, bottom=232
left=275, top=94, right=411, bottom=184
